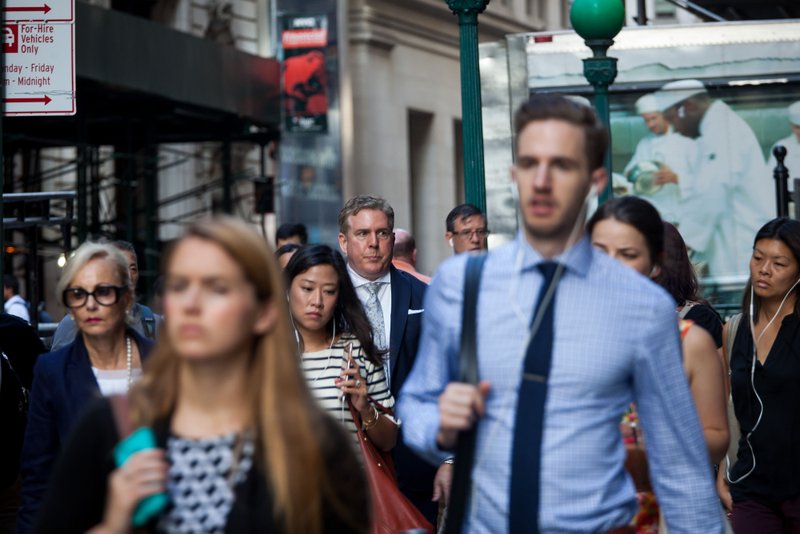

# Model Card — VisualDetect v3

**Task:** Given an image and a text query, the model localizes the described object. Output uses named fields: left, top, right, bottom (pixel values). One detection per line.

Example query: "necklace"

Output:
left=126, top=335, right=133, bottom=391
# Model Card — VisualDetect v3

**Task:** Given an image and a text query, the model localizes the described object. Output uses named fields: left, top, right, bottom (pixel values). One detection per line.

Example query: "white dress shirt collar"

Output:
left=347, top=263, right=392, bottom=288
left=513, top=231, right=593, bottom=278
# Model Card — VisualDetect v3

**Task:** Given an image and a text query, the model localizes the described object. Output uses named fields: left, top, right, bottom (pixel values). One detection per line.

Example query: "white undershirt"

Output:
left=91, top=367, right=143, bottom=396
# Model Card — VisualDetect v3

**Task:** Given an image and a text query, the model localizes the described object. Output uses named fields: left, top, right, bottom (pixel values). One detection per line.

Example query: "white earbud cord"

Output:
left=467, top=184, right=595, bottom=524
left=727, top=277, right=800, bottom=484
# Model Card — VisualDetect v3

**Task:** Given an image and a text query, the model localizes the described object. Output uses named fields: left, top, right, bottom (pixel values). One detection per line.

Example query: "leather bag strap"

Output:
left=109, top=394, right=134, bottom=440
left=445, top=254, right=488, bottom=534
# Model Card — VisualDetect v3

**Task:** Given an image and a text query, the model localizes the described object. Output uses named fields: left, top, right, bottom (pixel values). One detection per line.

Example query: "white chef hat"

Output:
left=789, top=101, right=800, bottom=126
left=635, top=94, right=660, bottom=114
left=566, top=95, right=592, bottom=108
left=654, top=79, right=707, bottom=112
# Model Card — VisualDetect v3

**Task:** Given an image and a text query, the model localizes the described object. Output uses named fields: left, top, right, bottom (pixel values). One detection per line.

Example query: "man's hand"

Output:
left=654, top=165, right=678, bottom=185
left=436, top=381, right=491, bottom=450
left=432, top=462, right=454, bottom=505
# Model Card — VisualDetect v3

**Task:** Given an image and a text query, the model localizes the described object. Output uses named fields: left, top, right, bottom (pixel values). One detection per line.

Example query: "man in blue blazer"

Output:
left=338, top=195, right=440, bottom=523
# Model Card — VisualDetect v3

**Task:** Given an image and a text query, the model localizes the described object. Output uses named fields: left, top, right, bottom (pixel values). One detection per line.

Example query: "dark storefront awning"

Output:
left=670, top=0, right=800, bottom=21
left=4, top=1, right=281, bottom=149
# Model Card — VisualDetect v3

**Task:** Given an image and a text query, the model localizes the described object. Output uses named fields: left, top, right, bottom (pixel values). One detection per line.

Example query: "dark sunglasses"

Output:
left=62, top=285, right=127, bottom=309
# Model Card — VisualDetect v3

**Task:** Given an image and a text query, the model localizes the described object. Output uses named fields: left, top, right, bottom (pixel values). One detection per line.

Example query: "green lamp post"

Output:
left=570, top=0, right=625, bottom=203
left=446, top=0, right=490, bottom=214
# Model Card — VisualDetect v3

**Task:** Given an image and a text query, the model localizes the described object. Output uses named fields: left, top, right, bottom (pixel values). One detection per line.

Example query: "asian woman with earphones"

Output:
left=719, top=217, right=800, bottom=533
left=284, top=244, right=398, bottom=452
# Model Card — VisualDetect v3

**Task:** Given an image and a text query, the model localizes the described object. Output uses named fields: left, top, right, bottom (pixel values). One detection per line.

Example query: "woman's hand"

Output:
left=717, top=467, right=733, bottom=513
left=432, top=462, right=454, bottom=505
left=93, top=449, right=168, bottom=534
left=337, top=354, right=370, bottom=415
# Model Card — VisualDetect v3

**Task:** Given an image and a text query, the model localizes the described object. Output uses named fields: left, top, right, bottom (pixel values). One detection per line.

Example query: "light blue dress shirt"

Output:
left=398, top=233, right=724, bottom=533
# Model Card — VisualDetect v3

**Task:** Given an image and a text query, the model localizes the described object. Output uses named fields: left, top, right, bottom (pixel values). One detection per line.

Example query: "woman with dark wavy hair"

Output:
left=589, top=197, right=728, bottom=464
left=284, top=244, right=398, bottom=451
left=589, top=197, right=729, bottom=532
left=655, top=222, right=723, bottom=348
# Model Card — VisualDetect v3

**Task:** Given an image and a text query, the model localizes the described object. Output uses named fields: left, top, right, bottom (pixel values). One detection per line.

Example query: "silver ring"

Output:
left=356, top=380, right=361, bottom=387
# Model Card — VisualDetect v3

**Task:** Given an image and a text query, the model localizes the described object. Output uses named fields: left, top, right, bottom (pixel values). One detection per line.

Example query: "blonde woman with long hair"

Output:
left=31, top=217, right=366, bottom=534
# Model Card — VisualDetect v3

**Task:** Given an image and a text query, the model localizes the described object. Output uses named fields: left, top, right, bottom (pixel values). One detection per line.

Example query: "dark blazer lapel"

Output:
left=389, top=266, right=410, bottom=374
left=64, top=336, right=100, bottom=419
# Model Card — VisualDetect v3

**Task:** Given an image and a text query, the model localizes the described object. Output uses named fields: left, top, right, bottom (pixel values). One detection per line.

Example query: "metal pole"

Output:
left=636, top=0, right=648, bottom=24
left=582, top=39, right=618, bottom=203
left=1, top=0, right=7, bottom=286
left=124, top=139, right=135, bottom=244
left=77, top=116, right=88, bottom=242
left=27, top=226, right=38, bottom=332
left=446, top=0, right=490, bottom=214
left=90, top=147, right=100, bottom=236
left=143, top=127, right=158, bottom=304
left=662, top=0, right=726, bottom=22
left=222, top=136, right=233, bottom=214
left=794, top=178, right=800, bottom=221
left=773, top=145, right=789, bottom=218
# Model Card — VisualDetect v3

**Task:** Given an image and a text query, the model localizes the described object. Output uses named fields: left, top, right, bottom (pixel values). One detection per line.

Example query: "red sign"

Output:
left=282, top=28, right=328, bottom=49
left=3, top=24, right=19, bottom=53
left=3, top=1, right=73, bottom=23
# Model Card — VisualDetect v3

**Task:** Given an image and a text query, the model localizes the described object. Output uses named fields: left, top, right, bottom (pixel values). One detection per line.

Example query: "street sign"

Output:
left=3, top=1, right=73, bottom=23
left=2, top=21, right=75, bottom=115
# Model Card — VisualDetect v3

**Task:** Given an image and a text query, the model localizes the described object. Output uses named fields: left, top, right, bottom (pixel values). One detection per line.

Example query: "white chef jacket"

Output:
left=625, top=129, right=698, bottom=224
left=679, top=100, right=775, bottom=281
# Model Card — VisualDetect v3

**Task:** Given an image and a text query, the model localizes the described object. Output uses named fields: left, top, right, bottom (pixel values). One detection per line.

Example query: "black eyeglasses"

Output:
left=456, top=229, right=490, bottom=239
left=62, top=285, right=127, bottom=309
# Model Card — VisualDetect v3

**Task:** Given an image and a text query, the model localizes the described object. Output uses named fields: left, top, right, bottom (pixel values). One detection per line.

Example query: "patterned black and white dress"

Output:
left=301, top=334, right=396, bottom=437
left=157, top=430, right=255, bottom=533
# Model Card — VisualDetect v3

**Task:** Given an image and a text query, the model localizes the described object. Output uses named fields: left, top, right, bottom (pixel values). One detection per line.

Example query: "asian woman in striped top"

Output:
left=285, top=244, right=398, bottom=452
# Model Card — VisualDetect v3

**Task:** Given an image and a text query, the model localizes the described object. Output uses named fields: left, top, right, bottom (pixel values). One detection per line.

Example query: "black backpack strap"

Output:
left=445, top=253, right=488, bottom=534
left=139, top=305, right=158, bottom=339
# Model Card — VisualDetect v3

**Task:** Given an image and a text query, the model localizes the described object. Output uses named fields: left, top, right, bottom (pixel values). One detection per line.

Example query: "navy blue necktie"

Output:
left=509, top=261, right=560, bottom=533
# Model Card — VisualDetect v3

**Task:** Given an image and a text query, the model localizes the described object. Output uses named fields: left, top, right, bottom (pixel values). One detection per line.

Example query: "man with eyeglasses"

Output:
left=445, top=203, right=489, bottom=254
left=338, top=195, right=442, bottom=523
left=50, top=240, right=160, bottom=351
left=654, top=79, right=773, bottom=280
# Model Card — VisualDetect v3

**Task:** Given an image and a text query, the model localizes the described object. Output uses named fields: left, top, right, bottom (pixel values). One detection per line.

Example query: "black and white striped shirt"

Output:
left=301, top=334, right=395, bottom=437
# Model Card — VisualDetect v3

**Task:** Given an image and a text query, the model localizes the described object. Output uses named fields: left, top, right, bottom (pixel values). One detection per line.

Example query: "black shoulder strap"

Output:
left=445, top=253, right=487, bottom=534
left=726, top=313, right=742, bottom=364
left=139, top=305, right=157, bottom=339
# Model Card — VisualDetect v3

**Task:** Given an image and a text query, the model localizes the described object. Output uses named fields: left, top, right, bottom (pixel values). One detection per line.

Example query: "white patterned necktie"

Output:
left=364, top=282, right=390, bottom=384
left=364, top=282, right=387, bottom=349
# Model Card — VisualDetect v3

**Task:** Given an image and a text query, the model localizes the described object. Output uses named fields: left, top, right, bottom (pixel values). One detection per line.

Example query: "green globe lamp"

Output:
left=570, top=0, right=625, bottom=202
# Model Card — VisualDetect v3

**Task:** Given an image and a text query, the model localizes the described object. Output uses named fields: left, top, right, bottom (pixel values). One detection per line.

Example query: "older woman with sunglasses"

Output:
left=15, top=242, right=154, bottom=533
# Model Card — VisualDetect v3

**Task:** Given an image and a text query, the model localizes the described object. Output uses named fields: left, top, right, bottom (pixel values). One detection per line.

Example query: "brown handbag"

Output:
left=347, top=400, right=433, bottom=534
